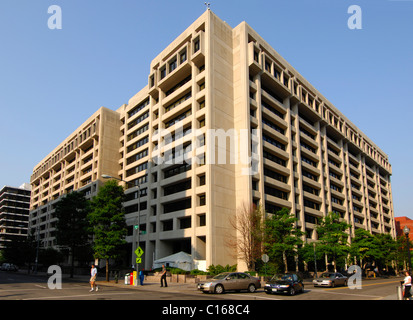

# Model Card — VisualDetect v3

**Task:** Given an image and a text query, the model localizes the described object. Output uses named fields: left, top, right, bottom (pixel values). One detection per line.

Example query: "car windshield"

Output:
left=212, top=273, right=231, bottom=280
left=320, top=273, right=334, bottom=278
left=271, top=274, right=293, bottom=281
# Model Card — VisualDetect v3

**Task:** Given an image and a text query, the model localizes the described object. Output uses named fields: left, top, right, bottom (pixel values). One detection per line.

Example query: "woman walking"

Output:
left=403, top=270, right=411, bottom=300
left=90, top=264, right=99, bottom=292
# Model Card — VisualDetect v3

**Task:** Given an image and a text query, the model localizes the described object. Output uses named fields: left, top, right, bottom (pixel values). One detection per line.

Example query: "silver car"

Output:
left=198, top=272, right=261, bottom=294
left=313, top=272, right=348, bottom=288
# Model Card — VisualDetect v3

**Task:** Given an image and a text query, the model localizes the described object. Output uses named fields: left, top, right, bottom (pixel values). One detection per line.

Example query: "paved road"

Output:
left=0, top=270, right=403, bottom=301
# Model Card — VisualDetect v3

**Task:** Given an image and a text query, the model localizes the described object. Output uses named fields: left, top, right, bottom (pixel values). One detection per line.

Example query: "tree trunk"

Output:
left=70, top=247, right=75, bottom=278
left=283, top=251, right=288, bottom=273
left=106, top=259, right=109, bottom=282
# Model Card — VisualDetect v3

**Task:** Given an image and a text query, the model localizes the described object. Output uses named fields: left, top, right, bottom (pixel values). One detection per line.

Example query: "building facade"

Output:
left=29, top=107, right=121, bottom=247
left=0, top=184, right=31, bottom=249
left=395, top=217, right=413, bottom=241
left=29, top=10, right=395, bottom=271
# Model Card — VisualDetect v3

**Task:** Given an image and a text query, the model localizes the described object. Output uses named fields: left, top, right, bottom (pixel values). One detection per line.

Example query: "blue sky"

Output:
left=0, top=0, right=412, bottom=219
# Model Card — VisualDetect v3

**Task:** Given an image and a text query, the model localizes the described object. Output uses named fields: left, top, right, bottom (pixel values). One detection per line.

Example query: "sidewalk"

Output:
left=96, top=278, right=198, bottom=294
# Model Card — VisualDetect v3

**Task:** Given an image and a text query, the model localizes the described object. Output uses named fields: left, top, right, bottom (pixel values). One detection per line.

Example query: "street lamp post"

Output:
left=403, top=226, right=411, bottom=273
left=102, top=174, right=141, bottom=284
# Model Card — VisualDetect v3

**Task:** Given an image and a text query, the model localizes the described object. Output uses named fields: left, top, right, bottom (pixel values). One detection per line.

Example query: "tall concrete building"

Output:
left=29, top=10, right=395, bottom=271
left=29, top=107, right=121, bottom=247
left=0, top=184, right=31, bottom=249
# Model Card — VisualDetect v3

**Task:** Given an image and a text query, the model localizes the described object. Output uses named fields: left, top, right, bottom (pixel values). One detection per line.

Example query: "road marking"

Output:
left=227, top=293, right=281, bottom=300
left=23, top=292, right=135, bottom=300
left=309, top=288, right=381, bottom=298
left=319, top=280, right=402, bottom=291
left=34, top=285, right=47, bottom=289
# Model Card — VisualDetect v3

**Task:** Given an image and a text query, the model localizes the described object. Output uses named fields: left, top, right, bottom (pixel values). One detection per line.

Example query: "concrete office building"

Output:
left=29, top=107, right=121, bottom=247
left=29, top=10, right=395, bottom=271
left=0, top=184, right=31, bottom=249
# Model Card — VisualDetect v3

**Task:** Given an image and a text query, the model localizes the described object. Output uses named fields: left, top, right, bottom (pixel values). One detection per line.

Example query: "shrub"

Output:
left=207, top=264, right=237, bottom=275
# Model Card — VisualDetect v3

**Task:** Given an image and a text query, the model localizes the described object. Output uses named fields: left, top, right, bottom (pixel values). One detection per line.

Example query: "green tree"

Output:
left=374, top=233, right=398, bottom=272
left=264, top=208, right=303, bottom=273
left=298, top=242, right=324, bottom=274
left=349, top=228, right=378, bottom=270
left=88, top=180, right=127, bottom=281
left=2, top=234, right=37, bottom=269
left=316, top=212, right=350, bottom=272
left=55, top=191, right=91, bottom=278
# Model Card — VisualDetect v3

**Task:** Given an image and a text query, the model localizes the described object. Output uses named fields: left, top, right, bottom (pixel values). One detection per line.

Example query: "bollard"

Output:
left=397, top=285, right=403, bottom=300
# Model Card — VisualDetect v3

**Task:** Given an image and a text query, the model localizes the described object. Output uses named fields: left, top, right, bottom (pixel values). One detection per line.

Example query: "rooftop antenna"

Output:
left=204, top=2, right=211, bottom=10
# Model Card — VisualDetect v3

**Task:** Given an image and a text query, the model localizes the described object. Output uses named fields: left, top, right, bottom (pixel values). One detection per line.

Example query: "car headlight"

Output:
left=203, top=282, right=213, bottom=287
left=279, top=285, right=289, bottom=288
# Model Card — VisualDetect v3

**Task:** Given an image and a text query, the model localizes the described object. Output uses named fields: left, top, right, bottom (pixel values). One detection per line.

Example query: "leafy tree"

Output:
left=88, top=180, right=127, bottom=281
left=2, top=234, right=37, bottom=269
left=55, top=191, right=91, bottom=278
left=264, top=208, right=303, bottom=273
left=298, top=242, right=324, bottom=274
left=349, top=228, right=378, bottom=269
left=374, top=233, right=398, bottom=272
left=316, top=212, right=350, bottom=272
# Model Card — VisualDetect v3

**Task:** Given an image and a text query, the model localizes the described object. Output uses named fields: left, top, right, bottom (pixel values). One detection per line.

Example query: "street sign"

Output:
left=136, top=258, right=142, bottom=264
left=135, top=246, right=144, bottom=258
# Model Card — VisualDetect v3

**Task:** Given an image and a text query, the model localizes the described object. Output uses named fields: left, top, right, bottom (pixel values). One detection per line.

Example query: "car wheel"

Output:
left=214, top=284, right=224, bottom=294
left=289, top=287, right=296, bottom=296
left=248, top=284, right=256, bottom=293
left=344, top=280, right=348, bottom=287
left=331, top=281, right=335, bottom=288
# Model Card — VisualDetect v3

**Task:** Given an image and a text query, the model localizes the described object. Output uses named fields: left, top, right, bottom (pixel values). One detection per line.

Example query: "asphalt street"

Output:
left=0, top=270, right=404, bottom=301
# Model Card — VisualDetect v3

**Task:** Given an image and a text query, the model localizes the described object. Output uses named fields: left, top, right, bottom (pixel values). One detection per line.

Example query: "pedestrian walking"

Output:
left=402, top=270, right=411, bottom=300
left=90, top=264, right=99, bottom=292
left=139, top=269, right=145, bottom=286
left=160, top=264, right=168, bottom=287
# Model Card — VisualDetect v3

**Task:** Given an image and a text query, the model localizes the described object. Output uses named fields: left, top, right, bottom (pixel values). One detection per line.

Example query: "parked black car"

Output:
left=264, top=273, right=304, bottom=296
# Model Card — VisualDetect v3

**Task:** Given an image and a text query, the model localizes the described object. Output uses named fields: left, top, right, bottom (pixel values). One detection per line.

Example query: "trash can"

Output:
left=125, top=273, right=130, bottom=285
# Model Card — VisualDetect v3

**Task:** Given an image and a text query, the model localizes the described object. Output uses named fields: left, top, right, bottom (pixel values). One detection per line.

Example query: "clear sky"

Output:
left=0, top=0, right=412, bottom=219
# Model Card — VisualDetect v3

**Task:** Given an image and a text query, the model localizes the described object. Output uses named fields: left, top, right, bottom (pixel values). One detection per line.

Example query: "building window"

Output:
left=163, top=220, right=173, bottom=231
left=163, top=179, right=191, bottom=196
left=194, top=38, right=200, bottom=53
left=169, top=58, right=177, bottom=73
left=179, top=217, right=191, bottom=229
left=163, top=198, right=191, bottom=214
left=264, top=185, right=288, bottom=200
left=304, top=199, right=320, bottom=210
left=198, top=214, right=206, bottom=227
left=180, top=49, right=187, bottom=64
left=160, top=66, right=166, bottom=80
left=254, top=50, right=259, bottom=62
left=199, top=194, right=206, bottom=206
left=199, top=100, right=205, bottom=110
left=199, top=174, right=206, bottom=186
